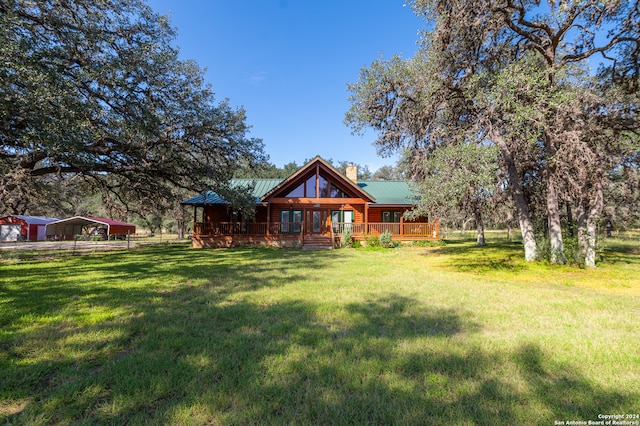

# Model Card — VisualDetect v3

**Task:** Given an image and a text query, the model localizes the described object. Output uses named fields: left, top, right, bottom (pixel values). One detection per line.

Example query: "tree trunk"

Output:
left=177, top=205, right=186, bottom=240
left=605, top=220, right=613, bottom=238
left=576, top=203, right=587, bottom=259
left=584, top=181, right=604, bottom=268
left=461, top=217, right=473, bottom=235
left=494, top=133, right=538, bottom=260
left=577, top=204, right=602, bottom=267
left=585, top=215, right=598, bottom=267
left=546, top=174, right=566, bottom=264
left=566, top=202, right=574, bottom=237
left=475, top=207, right=486, bottom=247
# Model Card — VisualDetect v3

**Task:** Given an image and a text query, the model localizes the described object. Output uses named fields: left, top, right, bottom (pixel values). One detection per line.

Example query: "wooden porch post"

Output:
left=193, top=205, right=197, bottom=235
left=266, top=203, right=271, bottom=236
left=325, top=213, right=331, bottom=237
left=364, top=203, right=369, bottom=234
left=400, top=214, right=404, bottom=237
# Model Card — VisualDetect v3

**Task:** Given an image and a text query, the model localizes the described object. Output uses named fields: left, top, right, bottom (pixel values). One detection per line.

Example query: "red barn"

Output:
left=0, top=215, right=61, bottom=242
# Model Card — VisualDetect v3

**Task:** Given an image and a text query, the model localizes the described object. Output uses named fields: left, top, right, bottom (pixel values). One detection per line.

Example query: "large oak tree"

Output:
left=0, top=0, right=265, bottom=216
left=347, top=0, right=639, bottom=265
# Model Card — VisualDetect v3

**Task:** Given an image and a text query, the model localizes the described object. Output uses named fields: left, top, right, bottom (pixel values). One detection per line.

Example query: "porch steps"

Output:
left=302, top=235, right=333, bottom=250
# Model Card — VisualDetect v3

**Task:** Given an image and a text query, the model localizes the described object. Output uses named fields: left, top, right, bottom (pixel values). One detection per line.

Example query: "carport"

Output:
left=45, top=217, right=136, bottom=240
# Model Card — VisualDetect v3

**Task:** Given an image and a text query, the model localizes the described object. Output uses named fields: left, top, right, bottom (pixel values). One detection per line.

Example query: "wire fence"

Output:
left=0, top=234, right=189, bottom=261
left=439, top=228, right=640, bottom=244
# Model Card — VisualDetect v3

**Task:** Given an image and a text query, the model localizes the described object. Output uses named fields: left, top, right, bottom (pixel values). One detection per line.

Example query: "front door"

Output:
left=307, top=210, right=327, bottom=235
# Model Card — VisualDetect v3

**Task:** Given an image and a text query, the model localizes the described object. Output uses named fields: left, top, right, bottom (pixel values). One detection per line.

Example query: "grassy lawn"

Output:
left=1, top=240, right=639, bottom=425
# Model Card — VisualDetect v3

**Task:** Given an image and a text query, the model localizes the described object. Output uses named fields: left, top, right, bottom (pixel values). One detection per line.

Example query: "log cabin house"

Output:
left=182, top=157, right=438, bottom=249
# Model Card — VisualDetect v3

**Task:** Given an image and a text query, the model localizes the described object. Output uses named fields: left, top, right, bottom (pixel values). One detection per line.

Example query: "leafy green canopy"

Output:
left=346, top=0, right=639, bottom=264
left=0, top=0, right=265, bottom=214
left=407, top=144, right=500, bottom=219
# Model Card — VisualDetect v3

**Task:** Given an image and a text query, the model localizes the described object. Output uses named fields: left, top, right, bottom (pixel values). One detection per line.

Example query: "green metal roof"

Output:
left=233, top=179, right=282, bottom=198
left=181, top=179, right=281, bottom=205
left=357, top=181, right=417, bottom=205
left=182, top=178, right=417, bottom=206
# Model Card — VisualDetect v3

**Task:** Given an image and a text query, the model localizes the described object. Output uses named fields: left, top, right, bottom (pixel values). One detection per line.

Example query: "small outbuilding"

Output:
left=0, top=215, right=62, bottom=242
left=45, top=217, right=136, bottom=240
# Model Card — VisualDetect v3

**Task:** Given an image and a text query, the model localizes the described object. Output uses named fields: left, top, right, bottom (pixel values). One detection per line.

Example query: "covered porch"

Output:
left=191, top=217, right=439, bottom=249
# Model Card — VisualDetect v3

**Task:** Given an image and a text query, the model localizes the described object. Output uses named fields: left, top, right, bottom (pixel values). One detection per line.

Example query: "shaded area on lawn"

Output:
left=599, top=238, right=640, bottom=265
left=426, top=239, right=640, bottom=294
left=1, top=245, right=638, bottom=424
left=435, top=237, right=640, bottom=269
left=430, top=240, right=529, bottom=273
left=0, top=246, right=334, bottom=322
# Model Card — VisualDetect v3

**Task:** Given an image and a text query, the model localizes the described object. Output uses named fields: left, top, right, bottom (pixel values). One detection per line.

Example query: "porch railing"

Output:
left=194, top=222, right=303, bottom=236
left=333, top=222, right=438, bottom=238
left=195, top=221, right=438, bottom=238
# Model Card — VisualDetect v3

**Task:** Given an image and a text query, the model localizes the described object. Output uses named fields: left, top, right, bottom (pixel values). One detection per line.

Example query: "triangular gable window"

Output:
left=330, top=185, right=346, bottom=198
left=262, top=157, right=375, bottom=202
left=287, top=183, right=304, bottom=197
left=284, top=171, right=352, bottom=199
left=319, top=176, right=329, bottom=197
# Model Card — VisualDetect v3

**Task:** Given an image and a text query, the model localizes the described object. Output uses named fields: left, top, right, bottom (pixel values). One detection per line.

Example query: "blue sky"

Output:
left=146, top=1, right=424, bottom=171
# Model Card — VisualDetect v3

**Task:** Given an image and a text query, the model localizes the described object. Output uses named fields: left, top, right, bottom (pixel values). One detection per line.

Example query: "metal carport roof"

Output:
left=45, top=216, right=136, bottom=237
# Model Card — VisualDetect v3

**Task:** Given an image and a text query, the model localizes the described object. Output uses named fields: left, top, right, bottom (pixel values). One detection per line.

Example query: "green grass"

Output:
left=1, top=240, right=639, bottom=425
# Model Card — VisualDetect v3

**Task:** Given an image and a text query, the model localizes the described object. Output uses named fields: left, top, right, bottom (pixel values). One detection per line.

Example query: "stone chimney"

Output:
left=346, top=164, right=357, bottom=183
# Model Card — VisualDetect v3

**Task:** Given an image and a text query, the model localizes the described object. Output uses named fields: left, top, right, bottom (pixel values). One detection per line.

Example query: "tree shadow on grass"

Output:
left=0, top=245, right=337, bottom=327
left=429, top=241, right=529, bottom=273
left=599, top=245, right=640, bottom=265
left=343, top=295, right=478, bottom=338
left=3, top=279, right=636, bottom=424
left=512, top=343, right=627, bottom=421
left=0, top=245, right=339, bottom=418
